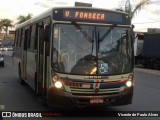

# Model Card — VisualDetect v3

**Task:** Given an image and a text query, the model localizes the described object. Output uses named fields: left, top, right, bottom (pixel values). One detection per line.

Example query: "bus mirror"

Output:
left=44, top=25, right=51, bottom=42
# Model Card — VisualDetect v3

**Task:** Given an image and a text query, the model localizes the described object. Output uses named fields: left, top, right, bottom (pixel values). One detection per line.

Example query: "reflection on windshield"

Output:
left=52, top=24, right=133, bottom=75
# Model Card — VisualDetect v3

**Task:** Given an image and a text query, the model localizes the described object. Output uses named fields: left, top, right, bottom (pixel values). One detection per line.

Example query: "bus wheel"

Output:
left=18, top=64, right=25, bottom=85
left=48, top=89, right=57, bottom=109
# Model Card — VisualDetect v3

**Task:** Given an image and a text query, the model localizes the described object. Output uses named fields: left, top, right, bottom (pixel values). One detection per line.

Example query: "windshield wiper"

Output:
left=72, top=22, right=94, bottom=43
left=98, top=24, right=117, bottom=42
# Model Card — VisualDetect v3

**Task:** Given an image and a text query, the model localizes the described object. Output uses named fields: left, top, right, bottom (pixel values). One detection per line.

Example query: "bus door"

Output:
left=36, top=21, right=51, bottom=102
left=36, top=24, right=44, bottom=96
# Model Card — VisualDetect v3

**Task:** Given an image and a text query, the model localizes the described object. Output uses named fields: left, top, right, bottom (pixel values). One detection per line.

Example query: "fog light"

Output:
left=54, top=81, right=63, bottom=89
left=126, top=81, right=132, bottom=87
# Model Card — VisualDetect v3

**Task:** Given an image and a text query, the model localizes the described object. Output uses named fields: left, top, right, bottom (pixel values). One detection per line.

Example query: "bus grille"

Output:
left=63, top=80, right=126, bottom=96
left=70, top=87, right=125, bottom=96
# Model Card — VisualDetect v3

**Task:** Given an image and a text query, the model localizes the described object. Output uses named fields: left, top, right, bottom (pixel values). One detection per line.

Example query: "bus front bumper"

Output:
left=48, top=87, right=133, bottom=108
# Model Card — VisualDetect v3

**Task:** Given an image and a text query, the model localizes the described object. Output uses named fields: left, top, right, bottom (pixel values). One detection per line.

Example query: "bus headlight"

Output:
left=54, top=81, right=63, bottom=89
left=126, top=81, right=132, bottom=87
left=52, top=74, right=64, bottom=89
left=126, top=74, right=134, bottom=88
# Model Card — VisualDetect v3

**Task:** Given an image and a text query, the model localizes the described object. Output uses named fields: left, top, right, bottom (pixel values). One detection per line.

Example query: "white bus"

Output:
left=14, top=6, right=134, bottom=108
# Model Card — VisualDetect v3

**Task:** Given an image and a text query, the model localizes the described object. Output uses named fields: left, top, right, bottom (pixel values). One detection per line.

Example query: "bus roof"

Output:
left=15, top=7, right=130, bottom=29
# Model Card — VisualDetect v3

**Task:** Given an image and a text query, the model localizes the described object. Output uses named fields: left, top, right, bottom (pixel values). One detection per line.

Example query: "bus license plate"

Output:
left=90, top=98, right=104, bottom=104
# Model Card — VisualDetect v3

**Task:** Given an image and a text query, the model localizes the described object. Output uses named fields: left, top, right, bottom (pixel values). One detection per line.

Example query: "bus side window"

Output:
left=19, top=28, right=23, bottom=47
left=27, top=26, right=32, bottom=50
left=14, top=31, right=17, bottom=47
left=30, top=24, right=36, bottom=50
left=16, top=30, right=19, bottom=47
left=18, top=30, right=21, bottom=47
left=24, top=29, right=29, bottom=50
left=34, top=23, right=38, bottom=50
left=21, top=28, right=24, bottom=49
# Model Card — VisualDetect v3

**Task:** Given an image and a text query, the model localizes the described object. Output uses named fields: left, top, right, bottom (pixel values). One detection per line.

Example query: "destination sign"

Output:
left=53, top=8, right=131, bottom=25
left=64, top=10, right=105, bottom=21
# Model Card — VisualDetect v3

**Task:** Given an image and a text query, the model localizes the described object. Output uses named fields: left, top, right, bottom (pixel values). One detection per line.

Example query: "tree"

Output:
left=116, top=0, right=150, bottom=20
left=0, top=20, right=4, bottom=33
left=17, top=13, right=33, bottom=24
left=0, top=19, right=14, bottom=39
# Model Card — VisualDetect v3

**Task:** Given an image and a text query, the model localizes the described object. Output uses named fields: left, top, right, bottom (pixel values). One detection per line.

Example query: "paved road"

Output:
left=0, top=55, right=160, bottom=120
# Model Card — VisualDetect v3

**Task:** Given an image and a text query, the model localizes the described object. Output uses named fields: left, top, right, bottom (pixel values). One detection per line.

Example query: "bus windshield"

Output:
left=52, top=24, right=133, bottom=75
